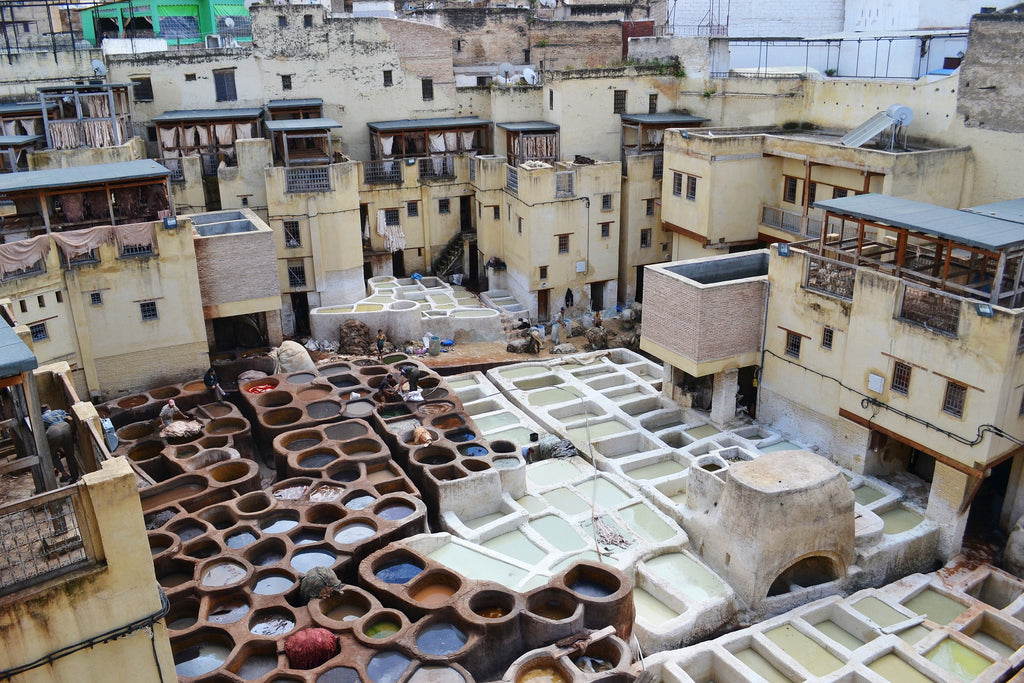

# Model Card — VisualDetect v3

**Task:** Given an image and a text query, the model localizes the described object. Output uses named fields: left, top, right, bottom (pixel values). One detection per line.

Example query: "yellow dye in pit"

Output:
left=764, top=624, right=844, bottom=676
left=898, top=625, right=932, bottom=645
left=925, top=639, right=992, bottom=681
left=869, top=653, right=935, bottom=683
left=814, top=619, right=864, bottom=650
left=732, top=649, right=790, bottom=683
left=969, top=631, right=1016, bottom=658
left=904, top=588, right=967, bottom=625
left=632, top=588, right=680, bottom=626
left=853, top=596, right=909, bottom=627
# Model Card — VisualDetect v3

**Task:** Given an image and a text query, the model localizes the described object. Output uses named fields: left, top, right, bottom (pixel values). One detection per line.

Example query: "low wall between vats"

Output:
left=310, top=306, right=505, bottom=345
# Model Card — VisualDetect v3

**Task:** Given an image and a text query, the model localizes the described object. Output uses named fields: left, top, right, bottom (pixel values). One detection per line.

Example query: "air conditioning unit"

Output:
left=205, top=34, right=223, bottom=48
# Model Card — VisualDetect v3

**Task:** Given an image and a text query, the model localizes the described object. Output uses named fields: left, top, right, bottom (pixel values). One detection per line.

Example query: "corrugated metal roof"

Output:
left=0, top=135, right=42, bottom=146
left=367, top=116, right=491, bottom=132
left=266, top=99, right=323, bottom=109
left=37, top=83, right=132, bottom=92
left=0, top=102, right=44, bottom=115
left=814, top=194, right=1024, bottom=251
left=0, top=317, right=37, bottom=377
left=0, top=160, right=170, bottom=194
left=265, top=118, right=341, bottom=132
left=154, top=108, right=263, bottom=122
left=620, top=113, right=709, bottom=125
left=496, top=121, right=559, bottom=132
left=965, top=199, right=1024, bottom=226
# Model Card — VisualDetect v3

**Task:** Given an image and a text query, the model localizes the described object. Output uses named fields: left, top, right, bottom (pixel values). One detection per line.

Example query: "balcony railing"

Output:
left=364, top=160, right=403, bottom=185
left=898, top=283, right=961, bottom=337
left=161, top=157, right=185, bottom=182
left=804, top=254, right=855, bottom=300
left=0, top=486, right=92, bottom=595
left=419, top=155, right=456, bottom=181
left=555, top=170, right=575, bottom=198
left=761, top=205, right=824, bottom=238
left=285, top=167, right=331, bottom=193
left=506, top=165, right=519, bottom=194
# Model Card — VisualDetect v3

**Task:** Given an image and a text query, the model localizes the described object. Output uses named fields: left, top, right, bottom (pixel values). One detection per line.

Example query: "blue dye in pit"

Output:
left=459, top=444, right=488, bottom=457
left=317, top=667, right=362, bottom=683
left=416, top=623, right=467, bottom=656
left=345, top=494, right=376, bottom=510
left=366, top=651, right=411, bottom=683
left=262, top=518, right=298, bottom=533
left=226, top=531, right=257, bottom=548
left=292, top=531, right=323, bottom=545
left=376, top=504, right=414, bottom=521
left=447, top=430, right=476, bottom=442
left=375, top=561, right=423, bottom=584
left=570, top=578, right=614, bottom=597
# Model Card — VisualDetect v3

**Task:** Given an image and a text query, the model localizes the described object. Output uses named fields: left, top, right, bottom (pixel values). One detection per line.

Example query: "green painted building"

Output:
left=80, top=0, right=251, bottom=47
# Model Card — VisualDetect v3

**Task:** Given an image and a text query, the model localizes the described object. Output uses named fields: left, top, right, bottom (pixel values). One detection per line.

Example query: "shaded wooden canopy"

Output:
left=266, top=99, right=323, bottom=121
left=38, top=84, right=132, bottom=150
left=367, top=117, right=491, bottom=160
left=265, top=118, right=340, bottom=167
left=497, top=121, right=559, bottom=168
left=621, top=112, right=707, bottom=161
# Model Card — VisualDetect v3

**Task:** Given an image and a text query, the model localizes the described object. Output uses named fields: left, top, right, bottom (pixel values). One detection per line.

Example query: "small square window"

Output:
left=558, top=234, right=569, bottom=254
left=808, top=182, right=817, bottom=206
left=147, top=126, right=157, bottom=142
left=284, top=220, right=301, bottom=247
left=686, top=175, right=697, bottom=201
left=213, top=69, right=237, bottom=102
left=892, top=361, right=911, bottom=395
left=601, top=194, right=612, bottom=211
left=241, top=197, right=248, bottom=207
left=783, top=177, right=798, bottom=204
left=539, top=265, right=548, bottom=279
left=943, top=381, right=967, bottom=418
left=384, top=70, right=393, bottom=87
left=672, top=172, right=682, bottom=197
left=492, top=206, right=500, bottom=220
left=438, top=198, right=450, bottom=214
left=613, top=89, right=626, bottom=114
left=549, top=89, right=554, bottom=110
left=648, top=93, right=658, bottom=114
left=407, top=201, right=419, bottom=217
left=55, top=291, right=62, bottom=304
left=833, top=187, right=848, bottom=200
left=37, top=295, right=44, bottom=308
left=645, top=198, right=656, bottom=216
left=784, top=331, right=801, bottom=358
left=422, top=78, right=434, bottom=101
left=303, top=14, right=313, bottom=27
left=29, top=322, right=47, bottom=342
left=384, top=209, right=400, bottom=226
left=90, top=291, right=103, bottom=306
left=278, top=15, right=287, bottom=27
left=140, top=301, right=158, bottom=321
left=821, top=326, right=833, bottom=349
left=19, top=300, right=26, bottom=313
left=131, top=77, right=153, bottom=102
left=281, top=74, right=292, bottom=91
left=185, top=73, right=197, bottom=82
left=517, top=217, right=523, bottom=235
left=287, top=261, right=307, bottom=287
left=640, top=228, right=652, bottom=248
left=661, top=242, right=670, bottom=252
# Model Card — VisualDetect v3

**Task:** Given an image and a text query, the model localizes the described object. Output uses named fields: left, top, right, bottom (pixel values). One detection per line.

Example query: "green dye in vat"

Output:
left=646, top=553, right=726, bottom=603
left=557, top=410, right=603, bottom=424
left=491, top=426, right=536, bottom=445
left=853, top=596, right=910, bottom=627
left=527, top=459, right=581, bottom=486
left=633, top=588, right=680, bottom=626
left=464, top=511, right=504, bottom=529
left=869, top=653, right=935, bottom=683
left=528, top=387, right=583, bottom=406
left=566, top=420, right=629, bottom=443
left=483, top=530, right=546, bottom=563
left=428, top=542, right=528, bottom=587
left=619, top=503, right=675, bottom=542
left=516, top=494, right=548, bottom=513
left=814, top=619, right=864, bottom=650
left=542, top=488, right=590, bottom=515
left=764, top=624, right=844, bottom=676
left=448, top=378, right=477, bottom=389
left=475, top=412, right=519, bottom=432
left=500, top=366, right=544, bottom=379
left=669, top=491, right=688, bottom=505
left=759, top=440, right=801, bottom=452
left=586, top=478, right=630, bottom=507
left=904, top=588, right=967, bottom=625
left=530, top=515, right=586, bottom=551
left=969, top=631, right=1015, bottom=658
left=381, top=406, right=410, bottom=419
left=627, top=460, right=685, bottom=480
left=881, top=506, right=924, bottom=535
left=365, top=619, right=400, bottom=639
left=686, top=424, right=719, bottom=439
left=854, top=485, right=885, bottom=505
left=925, top=638, right=992, bottom=681
left=898, top=625, right=932, bottom=645
left=732, top=648, right=791, bottom=683
left=610, top=390, right=647, bottom=403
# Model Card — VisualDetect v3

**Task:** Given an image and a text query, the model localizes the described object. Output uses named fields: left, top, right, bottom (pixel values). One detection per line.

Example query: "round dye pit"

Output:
left=285, top=436, right=321, bottom=451
left=365, top=618, right=401, bottom=639
left=344, top=401, right=375, bottom=418
left=376, top=503, right=415, bottom=521
left=286, top=372, right=317, bottom=384
left=299, top=451, right=338, bottom=469
left=325, top=422, right=368, bottom=441
left=249, top=610, right=296, bottom=636
left=375, top=560, right=424, bottom=584
left=416, top=623, right=467, bottom=656
left=446, top=430, right=476, bottom=442
left=171, top=522, right=207, bottom=542
left=207, top=598, right=250, bottom=624
left=367, top=651, right=412, bottom=683
left=261, top=516, right=299, bottom=534
left=409, top=667, right=466, bottom=682
left=322, top=591, right=371, bottom=622
left=256, top=391, right=292, bottom=407
left=245, top=382, right=277, bottom=395
left=174, top=639, right=232, bottom=678
left=253, top=573, right=294, bottom=595
left=517, top=665, right=569, bottom=683
left=458, top=444, right=489, bottom=457
left=334, top=522, right=377, bottom=544
left=307, top=401, right=341, bottom=419
left=205, top=418, right=245, bottom=435
left=318, top=667, right=362, bottom=683
left=235, top=653, right=277, bottom=680
left=345, top=494, right=376, bottom=510
left=185, top=541, right=219, bottom=560
left=410, top=582, right=457, bottom=606
left=290, top=549, right=336, bottom=573
left=201, top=559, right=248, bottom=587
left=292, top=530, right=324, bottom=545
left=569, top=578, right=614, bottom=598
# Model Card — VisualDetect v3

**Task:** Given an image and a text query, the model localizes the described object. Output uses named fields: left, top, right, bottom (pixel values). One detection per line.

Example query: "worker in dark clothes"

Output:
left=401, top=365, right=422, bottom=391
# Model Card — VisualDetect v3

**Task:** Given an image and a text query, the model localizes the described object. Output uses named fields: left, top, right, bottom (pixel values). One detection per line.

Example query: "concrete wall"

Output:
left=0, top=457, right=176, bottom=682
left=191, top=211, right=280, bottom=318
left=670, top=0, right=844, bottom=36
left=958, top=12, right=1024, bottom=135
left=846, top=0, right=981, bottom=31
left=619, top=154, right=668, bottom=304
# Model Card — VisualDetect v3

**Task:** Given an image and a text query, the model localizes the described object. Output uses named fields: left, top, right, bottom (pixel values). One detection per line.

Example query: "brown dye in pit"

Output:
left=433, top=415, right=465, bottom=430
left=411, top=583, right=457, bottom=606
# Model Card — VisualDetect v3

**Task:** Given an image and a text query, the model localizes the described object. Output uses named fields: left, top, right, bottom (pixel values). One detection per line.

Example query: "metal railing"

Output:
left=469, top=156, right=476, bottom=182
left=121, top=243, right=155, bottom=257
left=761, top=205, right=824, bottom=238
left=652, top=153, right=664, bottom=179
left=0, top=486, right=92, bottom=595
left=285, top=167, right=331, bottom=193
left=2, top=259, right=44, bottom=281
left=161, top=157, right=185, bottom=182
left=419, top=155, right=456, bottom=181
left=898, top=283, right=960, bottom=337
left=555, top=170, right=575, bottom=198
left=506, top=165, right=519, bottom=194
left=363, top=160, right=403, bottom=185
left=804, top=254, right=855, bottom=300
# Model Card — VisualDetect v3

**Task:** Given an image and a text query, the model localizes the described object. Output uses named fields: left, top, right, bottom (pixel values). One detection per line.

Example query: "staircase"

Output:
left=431, top=232, right=466, bottom=277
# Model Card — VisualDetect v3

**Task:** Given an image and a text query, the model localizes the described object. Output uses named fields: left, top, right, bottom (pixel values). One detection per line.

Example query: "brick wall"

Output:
left=193, top=231, right=279, bottom=307
left=94, top=341, right=209, bottom=398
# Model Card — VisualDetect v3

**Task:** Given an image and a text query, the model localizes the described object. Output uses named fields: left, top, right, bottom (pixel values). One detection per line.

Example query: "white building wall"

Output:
left=672, top=0, right=844, bottom=37
left=845, top=0, right=981, bottom=32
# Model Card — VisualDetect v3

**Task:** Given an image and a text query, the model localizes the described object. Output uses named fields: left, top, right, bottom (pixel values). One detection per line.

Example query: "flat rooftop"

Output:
left=367, top=116, right=491, bottom=132
left=154, top=108, right=263, bottom=123
left=0, top=160, right=170, bottom=194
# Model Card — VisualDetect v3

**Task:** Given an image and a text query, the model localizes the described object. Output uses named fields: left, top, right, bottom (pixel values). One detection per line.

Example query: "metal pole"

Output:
left=0, top=5, right=13, bottom=66
left=46, top=0, right=57, bottom=64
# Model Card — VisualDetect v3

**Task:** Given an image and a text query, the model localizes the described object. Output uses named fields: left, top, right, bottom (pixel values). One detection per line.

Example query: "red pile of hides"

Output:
left=285, top=628, right=339, bottom=669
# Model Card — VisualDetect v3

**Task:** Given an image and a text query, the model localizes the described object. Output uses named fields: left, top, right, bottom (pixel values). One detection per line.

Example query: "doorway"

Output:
left=965, top=459, right=1013, bottom=560
left=737, top=365, right=758, bottom=418
left=591, top=281, right=605, bottom=311
left=392, top=250, right=406, bottom=278
left=460, top=196, right=473, bottom=232
left=537, top=289, right=550, bottom=321
left=290, top=292, right=310, bottom=337
left=635, top=265, right=645, bottom=303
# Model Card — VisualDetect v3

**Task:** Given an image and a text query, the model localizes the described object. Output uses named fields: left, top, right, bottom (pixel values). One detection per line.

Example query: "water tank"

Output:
left=886, top=104, right=914, bottom=125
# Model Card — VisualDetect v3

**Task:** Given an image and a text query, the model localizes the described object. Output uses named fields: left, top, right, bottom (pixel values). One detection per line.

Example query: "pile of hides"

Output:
left=160, top=420, right=203, bottom=440
left=285, top=628, right=339, bottom=669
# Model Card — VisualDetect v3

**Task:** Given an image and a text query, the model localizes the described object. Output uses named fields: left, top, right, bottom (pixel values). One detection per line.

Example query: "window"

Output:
left=383, top=70, right=393, bottom=87
left=672, top=172, right=682, bottom=197
left=832, top=187, right=848, bottom=200
left=613, top=90, right=626, bottom=114
left=37, top=295, right=44, bottom=308
left=640, top=228, right=652, bottom=248
left=241, top=197, right=248, bottom=207
left=407, top=201, right=419, bottom=217
left=421, top=78, right=434, bottom=101
left=807, top=182, right=817, bottom=206
left=278, top=15, right=287, bottom=27
left=90, top=291, right=103, bottom=306
left=645, top=198, right=656, bottom=216
left=287, top=261, right=307, bottom=287
left=891, top=361, right=911, bottom=395
left=662, top=242, right=670, bottom=253
left=19, top=300, right=26, bottom=313
left=303, top=14, right=313, bottom=27
left=517, top=217, right=523, bottom=235
left=783, top=176, right=798, bottom=204
left=29, top=322, right=47, bottom=342
left=1019, top=389, right=1024, bottom=417
left=146, top=126, right=157, bottom=142
left=492, top=206, right=500, bottom=220
left=185, top=73, right=197, bottom=82
left=784, top=331, right=801, bottom=358
left=648, top=93, right=658, bottom=114
left=132, top=77, right=153, bottom=102
left=213, top=69, right=237, bottom=102
left=281, top=74, right=292, bottom=91
left=140, top=301, right=158, bottom=321
left=821, top=326, right=833, bottom=349
left=284, top=220, right=301, bottom=247
left=476, top=76, right=491, bottom=86
left=438, top=198, right=450, bottom=214
left=686, top=175, right=697, bottom=201
left=600, top=222, right=611, bottom=238
left=384, top=209, right=400, bottom=226
left=539, top=265, right=548, bottom=279
left=549, top=89, right=553, bottom=110
left=942, top=381, right=967, bottom=418
left=601, top=194, right=612, bottom=211
left=55, top=291, right=63, bottom=305
left=557, top=234, right=569, bottom=254
left=122, top=243, right=154, bottom=257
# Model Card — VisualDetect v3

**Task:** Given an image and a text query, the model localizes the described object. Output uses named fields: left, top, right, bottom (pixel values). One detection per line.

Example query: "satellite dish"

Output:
left=224, top=16, right=235, bottom=28
left=522, top=67, right=538, bottom=85
left=91, top=59, right=107, bottom=77
left=498, top=61, right=514, bottom=79
left=886, top=103, right=914, bottom=125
